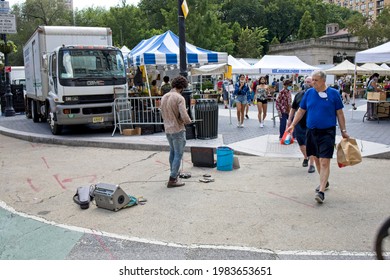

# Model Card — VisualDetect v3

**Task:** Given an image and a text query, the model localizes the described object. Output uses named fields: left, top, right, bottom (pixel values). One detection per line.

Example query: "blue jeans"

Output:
left=279, top=113, right=288, bottom=139
left=166, top=130, right=186, bottom=178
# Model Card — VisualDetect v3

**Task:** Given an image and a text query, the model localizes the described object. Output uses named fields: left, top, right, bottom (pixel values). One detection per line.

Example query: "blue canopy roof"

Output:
left=129, top=30, right=227, bottom=66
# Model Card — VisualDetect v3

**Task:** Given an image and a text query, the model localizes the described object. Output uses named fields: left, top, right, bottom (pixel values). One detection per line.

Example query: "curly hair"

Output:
left=171, top=75, right=188, bottom=90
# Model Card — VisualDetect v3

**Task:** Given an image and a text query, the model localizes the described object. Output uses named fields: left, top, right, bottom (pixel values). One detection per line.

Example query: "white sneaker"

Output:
left=240, top=123, right=244, bottom=128
left=237, top=123, right=241, bottom=128
left=260, top=122, right=264, bottom=128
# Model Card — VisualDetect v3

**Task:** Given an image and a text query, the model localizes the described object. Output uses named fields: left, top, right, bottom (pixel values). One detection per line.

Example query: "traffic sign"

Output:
left=0, top=13, right=16, bottom=34
left=0, top=1, right=10, bottom=13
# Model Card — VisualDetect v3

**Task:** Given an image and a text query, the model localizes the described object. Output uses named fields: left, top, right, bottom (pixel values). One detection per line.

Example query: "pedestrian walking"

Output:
left=255, top=76, right=270, bottom=128
left=286, top=70, right=349, bottom=203
left=287, top=76, right=315, bottom=173
left=276, top=79, right=292, bottom=139
left=233, top=74, right=249, bottom=128
left=160, top=76, right=192, bottom=188
left=342, top=77, right=352, bottom=104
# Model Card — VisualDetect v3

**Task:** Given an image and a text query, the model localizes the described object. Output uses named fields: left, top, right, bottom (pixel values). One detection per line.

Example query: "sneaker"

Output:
left=315, top=191, right=325, bottom=203
left=245, top=114, right=249, bottom=119
left=237, top=123, right=241, bottom=128
left=302, top=158, right=309, bottom=167
left=260, top=122, right=264, bottom=128
left=240, top=123, right=244, bottom=128
left=315, top=181, right=329, bottom=192
left=167, top=178, right=185, bottom=188
left=225, top=105, right=228, bottom=109
left=308, top=165, right=315, bottom=173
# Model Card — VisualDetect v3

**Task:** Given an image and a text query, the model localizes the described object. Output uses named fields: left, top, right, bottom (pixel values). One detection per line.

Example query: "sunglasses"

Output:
left=318, top=91, right=327, bottom=98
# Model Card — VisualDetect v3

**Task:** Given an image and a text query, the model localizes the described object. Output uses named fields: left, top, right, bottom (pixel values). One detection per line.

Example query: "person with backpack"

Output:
left=160, top=76, right=172, bottom=95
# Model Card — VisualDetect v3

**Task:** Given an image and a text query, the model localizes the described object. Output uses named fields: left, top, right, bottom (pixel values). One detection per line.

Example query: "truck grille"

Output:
left=64, top=94, right=115, bottom=104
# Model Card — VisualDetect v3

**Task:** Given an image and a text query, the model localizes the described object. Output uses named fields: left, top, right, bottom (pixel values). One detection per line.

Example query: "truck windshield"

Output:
left=59, top=49, right=126, bottom=79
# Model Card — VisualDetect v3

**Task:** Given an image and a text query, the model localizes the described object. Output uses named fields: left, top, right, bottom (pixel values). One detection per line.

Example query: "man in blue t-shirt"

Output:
left=287, top=70, right=350, bottom=204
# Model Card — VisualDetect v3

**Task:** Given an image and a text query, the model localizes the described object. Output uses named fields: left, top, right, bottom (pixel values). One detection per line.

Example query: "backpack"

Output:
left=160, top=83, right=171, bottom=95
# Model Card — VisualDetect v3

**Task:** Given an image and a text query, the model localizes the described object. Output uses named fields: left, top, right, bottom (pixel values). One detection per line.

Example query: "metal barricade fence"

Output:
left=112, top=96, right=163, bottom=136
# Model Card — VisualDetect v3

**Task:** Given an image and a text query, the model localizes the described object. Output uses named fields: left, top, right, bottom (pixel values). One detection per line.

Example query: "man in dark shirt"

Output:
left=287, top=77, right=315, bottom=173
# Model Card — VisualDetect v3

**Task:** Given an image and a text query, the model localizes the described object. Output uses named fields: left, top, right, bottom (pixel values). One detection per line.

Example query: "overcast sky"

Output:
left=7, top=0, right=141, bottom=10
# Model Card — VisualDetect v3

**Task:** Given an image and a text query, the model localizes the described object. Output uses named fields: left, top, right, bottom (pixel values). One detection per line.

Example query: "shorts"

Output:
left=294, top=124, right=307, bottom=146
left=306, top=127, right=336, bottom=159
left=256, top=98, right=267, bottom=104
left=222, top=91, right=228, bottom=101
left=235, top=94, right=248, bottom=105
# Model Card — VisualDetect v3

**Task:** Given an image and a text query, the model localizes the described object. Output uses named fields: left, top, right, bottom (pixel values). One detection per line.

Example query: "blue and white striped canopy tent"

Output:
left=128, top=30, right=228, bottom=67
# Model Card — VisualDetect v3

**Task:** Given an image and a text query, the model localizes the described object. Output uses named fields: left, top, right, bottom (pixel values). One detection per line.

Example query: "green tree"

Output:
left=138, top=0, right=171, bottom=30
left=270, top=36, right=280, bottom=45
left=74, top=7, right=108, bottom=27
left=22, top=0, right=72, bottom=26
left=297, top=10, right=316, bottom=40
left=220, top=0, right=265, bottom=29
left=375, top=7, right=390, bottom=42
left=236, top=26, right=268, bottom=58
left=105, top=5, right=152, bottom=49
left=263, top=0, right=302, bottom=43
left=346, top=13, right=383, bottom=48
left=159, top=0, right=235, bottom=54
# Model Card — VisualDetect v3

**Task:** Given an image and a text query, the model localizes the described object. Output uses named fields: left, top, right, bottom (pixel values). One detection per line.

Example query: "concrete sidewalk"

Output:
left=0, top=133, right=389, bottom=260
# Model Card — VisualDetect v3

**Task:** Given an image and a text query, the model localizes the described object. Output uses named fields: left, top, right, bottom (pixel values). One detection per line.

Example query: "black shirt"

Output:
left=291, top=90, right=307, bottom=129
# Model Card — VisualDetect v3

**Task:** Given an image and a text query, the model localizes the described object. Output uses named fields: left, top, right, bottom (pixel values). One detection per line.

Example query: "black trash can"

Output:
left=195, top=99, right=218, bottom=139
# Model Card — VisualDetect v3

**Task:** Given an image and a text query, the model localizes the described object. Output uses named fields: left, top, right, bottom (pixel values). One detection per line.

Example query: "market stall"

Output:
left=355, top=42, right=390, bottom=121
left=252, top=55, right=319, bottom=126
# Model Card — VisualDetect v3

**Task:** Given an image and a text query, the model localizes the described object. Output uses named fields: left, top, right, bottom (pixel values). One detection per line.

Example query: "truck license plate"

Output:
left=93, top=117, right=104, bottom=123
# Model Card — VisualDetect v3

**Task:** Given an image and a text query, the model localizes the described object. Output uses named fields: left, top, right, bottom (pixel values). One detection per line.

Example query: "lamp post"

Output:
left=0, top=0, right=15, bottom=117
left=336, top=51, right=348, bottom=63
left=1, top=34, right=15, bottom=117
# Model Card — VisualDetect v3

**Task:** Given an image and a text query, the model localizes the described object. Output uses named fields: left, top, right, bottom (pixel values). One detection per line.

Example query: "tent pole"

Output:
left=144, top=65, right=154, bottom=110
left=352, top=62, right=357, bottom=119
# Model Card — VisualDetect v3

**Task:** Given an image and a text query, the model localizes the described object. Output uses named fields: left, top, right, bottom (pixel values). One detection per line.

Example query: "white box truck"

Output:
left=23, top=26, right=127, bottom=134
left=10, top=66, right=25, bottom=87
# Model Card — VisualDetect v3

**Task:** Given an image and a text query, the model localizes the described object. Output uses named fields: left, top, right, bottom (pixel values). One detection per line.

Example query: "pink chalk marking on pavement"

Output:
left=26, top=178, right=40, bottom=192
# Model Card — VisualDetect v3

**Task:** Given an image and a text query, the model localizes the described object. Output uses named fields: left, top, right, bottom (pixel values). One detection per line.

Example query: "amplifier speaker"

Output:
left=93, top=183, right=130, bottom=211
left=191, top=147, right=216, bottom=168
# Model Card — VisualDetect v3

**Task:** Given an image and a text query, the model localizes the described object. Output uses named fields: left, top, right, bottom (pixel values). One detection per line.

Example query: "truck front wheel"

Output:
left=47, top=107, right=63, bottom=135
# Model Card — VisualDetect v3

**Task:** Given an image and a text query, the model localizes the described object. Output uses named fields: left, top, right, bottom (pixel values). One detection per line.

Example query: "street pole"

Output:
left=178, top=0, right=187, bottom=78
left=1, top=0, right=15, bottom=117
left=178, top=0, right=194, bottom=138
left=2, top=33, right=15, bottom=117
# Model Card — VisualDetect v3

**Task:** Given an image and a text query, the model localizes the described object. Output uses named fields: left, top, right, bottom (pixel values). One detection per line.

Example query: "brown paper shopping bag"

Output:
left=336, top=138, right=362, bottom=168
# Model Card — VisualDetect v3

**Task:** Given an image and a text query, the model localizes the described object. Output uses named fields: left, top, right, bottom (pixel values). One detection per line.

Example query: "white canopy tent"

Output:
left=121, top=45, right=131, bottom=66
left=360, top=62, right=390, bottom=75
left=353, top=41, right=390, bottom=118
left=228, top=55, right=259, bottom=75
left=381, top=63, right=390, bottom=70
left=239, top=58, right=253, bottom=67
left=253, top=55, right=319, bottom=75
left=355, top=42, right=390, bottom=63
left=325, top=59, right=369, bottom=75
left=190, top=55, right=259, bottom=76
